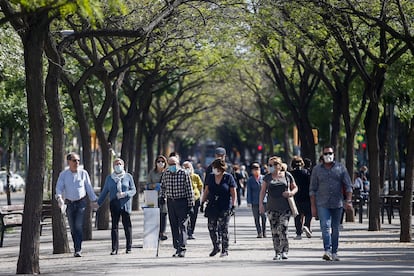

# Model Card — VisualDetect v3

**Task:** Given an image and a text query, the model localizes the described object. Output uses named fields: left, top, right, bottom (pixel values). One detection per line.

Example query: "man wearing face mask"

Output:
left=160, top=156, right=194, bottom=257
left=309, top=145, right=353, bottom=262
left=97, top=158, right=136, bottom=255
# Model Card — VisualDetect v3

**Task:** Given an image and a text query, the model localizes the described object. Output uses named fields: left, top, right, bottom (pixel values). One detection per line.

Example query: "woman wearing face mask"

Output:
left=147, top=155, right=168, bottom=240
left=182, top=161, right=203, bottom=239
left=259, top=156, right=298, bottom=261
left=98, top=158, right=136, bottom=255
left=201, top=158, right=236, bottom=257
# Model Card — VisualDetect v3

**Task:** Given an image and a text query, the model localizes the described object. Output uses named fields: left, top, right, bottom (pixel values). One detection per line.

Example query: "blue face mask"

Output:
left=169, top=165, right=177, bottom=173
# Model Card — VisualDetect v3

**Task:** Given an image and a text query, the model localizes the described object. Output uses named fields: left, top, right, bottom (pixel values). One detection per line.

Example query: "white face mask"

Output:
left=114, top=164, right=124, bottom=174
left=185, top=168, right=191, bottom=174
left=212, top=168, right=221, bottom=175
left=268, top=166, right=275, bottom=174
left=323, top=154, right=334, bottom=163
left=157, top=162, right=165, bottom=169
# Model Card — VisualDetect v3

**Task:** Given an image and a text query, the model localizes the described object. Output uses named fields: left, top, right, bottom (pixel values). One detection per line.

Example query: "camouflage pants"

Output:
left=207, top=214, right=230, bottom=251
left=267, top=210, right=291, bottom=254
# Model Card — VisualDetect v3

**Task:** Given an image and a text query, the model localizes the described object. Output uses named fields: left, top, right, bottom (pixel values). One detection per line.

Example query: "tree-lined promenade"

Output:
left=0, top=192, right=413, bottom=276
left=0, top=1, right=412, bottom=274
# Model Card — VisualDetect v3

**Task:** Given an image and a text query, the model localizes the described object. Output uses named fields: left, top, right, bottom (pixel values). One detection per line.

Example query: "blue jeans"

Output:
left=66, top=198, right=87, bottom=253
left=317, top=206, right=342, bottom=254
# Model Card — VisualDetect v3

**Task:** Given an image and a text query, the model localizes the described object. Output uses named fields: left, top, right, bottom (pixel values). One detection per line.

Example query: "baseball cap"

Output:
left=215, top=147, right=226, bottom=155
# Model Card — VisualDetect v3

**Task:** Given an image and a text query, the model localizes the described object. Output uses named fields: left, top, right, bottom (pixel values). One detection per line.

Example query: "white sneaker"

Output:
left=332, top=253, right=340, bottom=261
left=322, top=251, right=332, bottom=261
left=273, top=254, right=282, bottom=260
left=281, top=252, right=288, bottom=259
left=293, top=235, right=302, bottom=240
left=303, top=226, right=312, bottom=238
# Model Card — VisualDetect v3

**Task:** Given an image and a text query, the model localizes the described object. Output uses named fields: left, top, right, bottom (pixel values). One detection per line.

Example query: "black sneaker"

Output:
left=209, top=247, right=220, bottom=257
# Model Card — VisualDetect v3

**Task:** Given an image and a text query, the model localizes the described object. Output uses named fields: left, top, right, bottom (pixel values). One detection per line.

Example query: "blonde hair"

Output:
left=268, top=156, right=282, bottom=165
left=113, top=158, right=124, bottom=166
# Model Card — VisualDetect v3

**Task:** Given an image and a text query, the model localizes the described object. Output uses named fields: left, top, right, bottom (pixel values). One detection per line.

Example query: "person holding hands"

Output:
left=55, top=152, right=98, bottom=257
left=97, top=158, right=136, bottom=255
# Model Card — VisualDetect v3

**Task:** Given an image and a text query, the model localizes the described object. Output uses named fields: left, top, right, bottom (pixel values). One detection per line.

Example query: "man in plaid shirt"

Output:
left=160, top=156, right=194, bottom=257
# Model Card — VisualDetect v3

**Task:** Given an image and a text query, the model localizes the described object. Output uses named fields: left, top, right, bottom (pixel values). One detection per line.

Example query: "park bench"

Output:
left=0, top=201, right=53, bottom=247
left=0, top=204, right=24, bottom=247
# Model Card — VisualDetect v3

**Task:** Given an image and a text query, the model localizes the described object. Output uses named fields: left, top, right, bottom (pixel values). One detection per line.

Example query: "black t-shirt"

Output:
left=290, top=168, right=310, bottom=203
left=205, top=172, right=237, bottom=212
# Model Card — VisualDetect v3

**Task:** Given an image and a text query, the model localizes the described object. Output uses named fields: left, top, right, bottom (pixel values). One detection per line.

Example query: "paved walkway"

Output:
left=1, top=192, right=413, bottom=275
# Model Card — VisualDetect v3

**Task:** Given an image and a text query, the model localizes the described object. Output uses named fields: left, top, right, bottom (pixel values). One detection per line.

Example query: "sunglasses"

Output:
left=157, top=161, right=165, bottom=164
left=71, top=159, right=80, bottom=162
left=323, top=152, right=334, bottom=156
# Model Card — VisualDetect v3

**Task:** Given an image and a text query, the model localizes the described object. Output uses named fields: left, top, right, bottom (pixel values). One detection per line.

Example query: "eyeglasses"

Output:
left=71, top=159, right=80, bottom=162
left=323, top=152, right=334, bottom=156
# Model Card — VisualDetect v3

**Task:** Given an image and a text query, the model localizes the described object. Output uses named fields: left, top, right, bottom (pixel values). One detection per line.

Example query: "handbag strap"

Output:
left=285, top=173, right=291, bottom=192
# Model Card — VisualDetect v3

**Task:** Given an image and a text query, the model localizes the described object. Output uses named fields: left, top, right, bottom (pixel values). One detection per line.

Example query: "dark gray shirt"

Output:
left=263, top=172, right=294, bottom=212
left=309, top=162, right=352, bottom=208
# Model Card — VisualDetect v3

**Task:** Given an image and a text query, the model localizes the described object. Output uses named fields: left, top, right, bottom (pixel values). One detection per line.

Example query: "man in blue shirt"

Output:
left=56, top=152, right=98, bottom=257
left=309, top=145, right=353, bottom=261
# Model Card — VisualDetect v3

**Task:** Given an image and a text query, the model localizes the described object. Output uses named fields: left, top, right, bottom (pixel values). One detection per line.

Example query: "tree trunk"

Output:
left=297, top=117, right=316, bottom=165
left=96, top=132, right=111, bottom=230
left=399, top=117, right=413, bottom=242
left=133, top=117, right=145, bottom=210
left=16, top=20, right=47, bottom=275
left=81, top=130, right=93, bottom=240
left=365, top=102, right=381, bottom=231
left=44, top=35, right=70, bottom=253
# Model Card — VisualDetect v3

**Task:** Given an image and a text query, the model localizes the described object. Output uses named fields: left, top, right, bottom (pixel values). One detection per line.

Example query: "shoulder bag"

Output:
left=286, top=173, right=299, bottom=217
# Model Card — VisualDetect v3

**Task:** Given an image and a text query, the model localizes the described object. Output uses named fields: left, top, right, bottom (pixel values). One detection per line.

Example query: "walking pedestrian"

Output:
left=201, top=158, right=236, bottom=257
left=146, top=155, right=168, bottom=240
left=160, top=156, right=194, bottom=257
left=204, top=147, right=232, bottom=185
left=232, top=164, right=244, bottom=207
left=309, top=145, right=353, bottom=261
left=259, top=156, right=298, bottom=261
left=290, top=156, right=312, bottom=240
left=246, top=162, right=267, bottom=238
left=55, top=152, right=98, bottom=257
left=182, top=161, right=203, bottom=239
left=97, top=158, right=136, bottom=255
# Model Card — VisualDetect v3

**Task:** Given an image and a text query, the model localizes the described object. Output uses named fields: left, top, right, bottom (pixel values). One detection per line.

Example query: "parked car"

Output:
left=0, top=171, right=25, bottom=192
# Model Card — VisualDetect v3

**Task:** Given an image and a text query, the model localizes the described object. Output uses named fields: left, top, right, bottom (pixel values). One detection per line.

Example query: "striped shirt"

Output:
left=161, top=169, right=194, bottom=207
